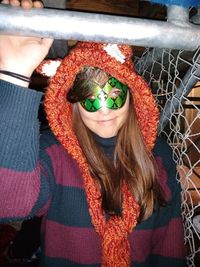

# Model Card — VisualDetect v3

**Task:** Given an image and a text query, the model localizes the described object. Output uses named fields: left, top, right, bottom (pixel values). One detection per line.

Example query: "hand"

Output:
left=0, top=0, right=53, bottom=85
left=1, top=0, right=44, bottom=9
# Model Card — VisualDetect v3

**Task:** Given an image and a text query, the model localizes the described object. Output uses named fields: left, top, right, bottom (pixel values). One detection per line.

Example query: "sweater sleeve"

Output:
left=150, top=137, right=187, bottom=266
left=0, top=80, right=52, bottom=223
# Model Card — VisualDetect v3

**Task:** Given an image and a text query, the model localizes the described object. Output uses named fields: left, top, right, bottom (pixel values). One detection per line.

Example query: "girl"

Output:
left=0, top=1, right=186, bottom=266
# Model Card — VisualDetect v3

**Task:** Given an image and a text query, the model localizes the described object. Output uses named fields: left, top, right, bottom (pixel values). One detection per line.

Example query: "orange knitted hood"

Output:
left=38, top=42, right=159, bottom=267
left=40, top=42, right=158, bottom=152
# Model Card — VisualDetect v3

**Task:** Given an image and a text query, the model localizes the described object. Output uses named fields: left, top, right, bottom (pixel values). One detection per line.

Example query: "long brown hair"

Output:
left=67, top=67, right=166, bottom=221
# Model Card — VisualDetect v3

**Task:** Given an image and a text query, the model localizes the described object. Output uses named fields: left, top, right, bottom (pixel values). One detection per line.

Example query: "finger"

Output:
left=9, top=0, right=21, bottom=6
left=21, top=0, right=33, bottom=9
left=1, top=0, right=43, bottom=8
left=33, top=0, right=43, bottom=8
left=1, top=0, right=10, bottom=4
left=21, top=0, right=43, bottom=9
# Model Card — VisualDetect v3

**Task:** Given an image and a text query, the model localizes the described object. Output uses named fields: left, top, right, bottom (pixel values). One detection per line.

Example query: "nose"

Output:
left=98, top=106, right=111, bottom=115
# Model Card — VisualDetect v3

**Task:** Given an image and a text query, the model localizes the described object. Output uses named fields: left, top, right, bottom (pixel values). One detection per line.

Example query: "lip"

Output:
left=97, top=118, right=115, bottom=122
left=96, top=118, right=115, bottom=125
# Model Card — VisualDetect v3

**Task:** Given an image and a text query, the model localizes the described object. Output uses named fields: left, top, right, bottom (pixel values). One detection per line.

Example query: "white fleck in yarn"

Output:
left=42, top=60, right=61, bottom=77
left=103, top=44, right=126, bottom=64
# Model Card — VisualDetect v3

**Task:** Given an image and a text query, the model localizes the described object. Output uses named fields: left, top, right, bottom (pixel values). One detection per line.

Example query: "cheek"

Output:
left=81, top=114, right=94, bottom=126
left=77, top=104, right=96, bottom=124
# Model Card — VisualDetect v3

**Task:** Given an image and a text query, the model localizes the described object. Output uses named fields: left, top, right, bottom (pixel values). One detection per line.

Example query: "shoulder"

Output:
left=39, top=127, right=75, bottom=161
left=40, top=127, right=60, bottom=150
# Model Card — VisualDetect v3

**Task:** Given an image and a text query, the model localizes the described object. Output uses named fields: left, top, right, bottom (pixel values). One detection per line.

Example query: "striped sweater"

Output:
left=0, top=80, right=187, bottom=267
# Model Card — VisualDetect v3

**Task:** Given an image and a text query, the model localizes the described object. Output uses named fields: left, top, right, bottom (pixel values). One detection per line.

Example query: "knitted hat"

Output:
left=39, top=42, right=159, bottom=267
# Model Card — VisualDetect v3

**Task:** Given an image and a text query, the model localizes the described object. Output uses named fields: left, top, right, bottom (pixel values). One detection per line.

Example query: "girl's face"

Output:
left=77, top=90, right=130, bottom=138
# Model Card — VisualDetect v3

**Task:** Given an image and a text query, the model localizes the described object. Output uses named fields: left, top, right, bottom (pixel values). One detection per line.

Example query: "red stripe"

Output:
left=129, top=229, right=152, bottom=262
left=129, top=218, right=185, bottom=262
left=44, top=219, right=101, bottom=264
left=0, top=166, right=40, bottom=218
left=152, top=218, right=186, bottom=258
left=46, top=145, right=84, bottom=188
left=156, top=157, right=171, bottom=201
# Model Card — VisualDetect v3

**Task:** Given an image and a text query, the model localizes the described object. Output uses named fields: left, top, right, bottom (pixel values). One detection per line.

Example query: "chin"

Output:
left=96, top=131, right=117, bottom=138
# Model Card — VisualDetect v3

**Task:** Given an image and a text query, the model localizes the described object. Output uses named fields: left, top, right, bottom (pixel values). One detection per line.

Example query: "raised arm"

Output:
left=0, top=0, right=53, bottom=222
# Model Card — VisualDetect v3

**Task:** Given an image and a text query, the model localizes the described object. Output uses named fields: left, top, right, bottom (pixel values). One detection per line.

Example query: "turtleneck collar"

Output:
left=93, top=133, right=117, bottom=161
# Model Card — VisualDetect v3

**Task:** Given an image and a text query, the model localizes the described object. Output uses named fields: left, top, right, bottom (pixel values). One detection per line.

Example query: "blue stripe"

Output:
left=148, top=254, right=187, bottom=267
left=40, top=256, right=101, bottom=267
left=131, top=255, right=186, bottom=267
left=40, top=129, right=60, bottom=149
left=47, top=185, right=93, bottom=228
left=136, top=198, right=181, bottom=230
left=47, top=182, right=181, bottom=230
left=39, top=255, right=187, bottom=267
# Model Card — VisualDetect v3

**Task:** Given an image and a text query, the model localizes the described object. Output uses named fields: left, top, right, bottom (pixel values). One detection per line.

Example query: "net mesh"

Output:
left=135, top=47, right=200, bottom=266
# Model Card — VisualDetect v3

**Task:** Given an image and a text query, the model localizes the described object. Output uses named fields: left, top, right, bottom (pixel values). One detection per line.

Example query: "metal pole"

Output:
left=0, top=5, right=200, bottom=51
left=167, top=5, right=189, bottom=24
left=42, top=0, right=68, bottom=58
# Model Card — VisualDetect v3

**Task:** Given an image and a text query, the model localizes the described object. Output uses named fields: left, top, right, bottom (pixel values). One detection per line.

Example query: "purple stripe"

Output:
left=156, top=157, right=171, bottom=201
left=46, top=145, right=84, bottom=188
left=45, top=220, right=101, bottom=264
left=129, top=218, right=186, bottom=262
left=129, top=229, right=152, bottom=262
left=0, top=166, right=40, bottom=217
left=152, top=218, right=186, bottom=258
